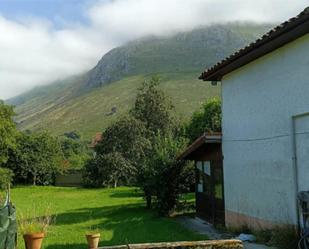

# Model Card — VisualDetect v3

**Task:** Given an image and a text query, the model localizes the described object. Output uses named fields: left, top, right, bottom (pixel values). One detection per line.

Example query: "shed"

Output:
left=179, top=133, right=224, bottom=225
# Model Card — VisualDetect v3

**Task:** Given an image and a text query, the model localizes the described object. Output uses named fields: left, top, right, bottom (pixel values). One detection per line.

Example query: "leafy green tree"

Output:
left=95, top=115, right=150, bottom=166
left=186, top=98, right=221, bottom=141
left=130, top=77, right=182, bottom=208
left=59, top=136, right=90, bottom=170
left=83, top=152, right=134, bottom=188
left=6, top=131, right=62, bottom=185
left=0, top=101, right=16, bottom=165
left=84, top=77, right=195, bottom=215
left=84, top=116, right=150, bottom=187
left=131, top=77, right=176, bottom=136
left=145, top=133, right=190, bottom=215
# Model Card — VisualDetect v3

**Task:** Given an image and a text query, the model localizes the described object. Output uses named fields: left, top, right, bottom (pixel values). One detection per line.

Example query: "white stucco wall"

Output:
left=222, top=34, right=309, bottom=226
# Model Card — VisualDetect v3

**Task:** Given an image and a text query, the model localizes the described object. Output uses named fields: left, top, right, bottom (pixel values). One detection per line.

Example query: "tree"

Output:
left=95, top=115, right=150, bottom=166
left=83, top=77, right=195, bottom=215
left=0, top=101, right=16, bottom=165
left=130, top=77, right=181, bottom=208
left=131, top=77, right=176, bottom=136
left=59, top=136, right=90, bottom=170
left=84, top=116, right=150, bottom=187
left=145, top=133, right=190, bottom=215
left=6, top=131, right=62, bottom=185
left=83, top=152, right=134, bottom=188
left=186, top=98, right=221, bottom=141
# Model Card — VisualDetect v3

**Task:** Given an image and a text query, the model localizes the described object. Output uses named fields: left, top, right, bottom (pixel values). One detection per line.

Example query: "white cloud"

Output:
left=0, top=0, right=307, bottom=99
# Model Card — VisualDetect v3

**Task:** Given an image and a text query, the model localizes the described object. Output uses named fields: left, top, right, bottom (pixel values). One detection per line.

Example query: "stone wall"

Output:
left=99, top=240, right=243, bottom=249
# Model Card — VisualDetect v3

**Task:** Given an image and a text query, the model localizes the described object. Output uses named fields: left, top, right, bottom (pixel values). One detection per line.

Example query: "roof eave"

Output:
left=200, top=11, right=309, bottom=81
left=178, top=133, right=222, bottom=160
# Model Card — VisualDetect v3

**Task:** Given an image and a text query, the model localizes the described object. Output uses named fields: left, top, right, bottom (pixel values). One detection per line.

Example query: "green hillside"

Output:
left=15, top=72, right=220, bottom=139
left=10, top=23, right=273, bottom=140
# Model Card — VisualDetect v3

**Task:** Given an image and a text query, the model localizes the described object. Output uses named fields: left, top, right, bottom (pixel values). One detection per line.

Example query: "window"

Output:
left=204, top=161, right=211, bottom=176
left=196, top=161, right=203, bottom=192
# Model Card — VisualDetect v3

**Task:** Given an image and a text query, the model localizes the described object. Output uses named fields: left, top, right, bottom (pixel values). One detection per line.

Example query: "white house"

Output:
left=199, top=7, right=309, bottom=229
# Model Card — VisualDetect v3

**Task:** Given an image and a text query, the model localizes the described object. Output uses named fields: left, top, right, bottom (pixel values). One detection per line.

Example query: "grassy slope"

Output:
left=15, top=72, right=220, bottom=139
left=12, top=186, right=205, bottom=249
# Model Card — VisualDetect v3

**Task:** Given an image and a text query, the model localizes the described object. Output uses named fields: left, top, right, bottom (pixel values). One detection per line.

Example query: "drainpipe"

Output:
left=291, top=111, right=309, bottom=230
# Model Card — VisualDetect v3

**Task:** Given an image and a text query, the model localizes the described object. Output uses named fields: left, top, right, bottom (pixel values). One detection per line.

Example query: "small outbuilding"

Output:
left=178, top=133, right=224, bottom=225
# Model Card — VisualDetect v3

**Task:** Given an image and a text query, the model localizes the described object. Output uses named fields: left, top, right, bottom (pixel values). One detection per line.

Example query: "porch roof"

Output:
left=178, top=133, right=222, bottom=160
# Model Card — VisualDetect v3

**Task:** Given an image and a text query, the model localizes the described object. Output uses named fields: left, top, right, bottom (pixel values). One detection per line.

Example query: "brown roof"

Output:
left=178, top=133, right=221, bottom=160
left=200, top=7, right=309, bottom=81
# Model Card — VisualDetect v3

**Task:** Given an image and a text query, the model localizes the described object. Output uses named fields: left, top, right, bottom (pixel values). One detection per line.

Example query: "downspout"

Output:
left=291, top=111, right=309, bottom=230
left=291, top=115, right=300, bottom=229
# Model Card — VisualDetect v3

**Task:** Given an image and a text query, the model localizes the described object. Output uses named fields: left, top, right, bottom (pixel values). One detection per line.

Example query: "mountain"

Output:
left=9, top=23, right=274, bottom=140
left=83, top=23, right=272, bottom=90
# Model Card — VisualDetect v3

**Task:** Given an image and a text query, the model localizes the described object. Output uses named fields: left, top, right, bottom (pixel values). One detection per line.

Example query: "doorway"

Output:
left=195, top=159, right=225, bottom=225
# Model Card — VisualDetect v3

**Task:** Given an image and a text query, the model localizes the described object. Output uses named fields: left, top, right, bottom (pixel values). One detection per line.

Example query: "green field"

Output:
left=11, top=186, right=206, bottom=249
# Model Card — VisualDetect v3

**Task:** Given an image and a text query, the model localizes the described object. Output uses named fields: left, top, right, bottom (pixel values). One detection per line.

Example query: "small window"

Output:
left=196, top=161, right=203, bottom=171
left=197, top=183, right=203, bottom=192
left=204, top=161, right=211, bottom=176
left=196, top=161, right=204, bottom=192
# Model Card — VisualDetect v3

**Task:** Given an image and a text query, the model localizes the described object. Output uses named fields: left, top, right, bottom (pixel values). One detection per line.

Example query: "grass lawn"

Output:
left=11, top=186, right=207, bottom=249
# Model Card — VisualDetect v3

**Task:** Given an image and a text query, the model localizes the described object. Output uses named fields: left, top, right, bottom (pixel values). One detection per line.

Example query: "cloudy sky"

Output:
left=0, top=0, right=307, bottom=99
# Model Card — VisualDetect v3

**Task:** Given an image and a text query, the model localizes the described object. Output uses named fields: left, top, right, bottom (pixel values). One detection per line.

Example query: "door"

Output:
left=195, top=160, right=225, bottom=225
left=212, top=160, right=225, bottom=224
